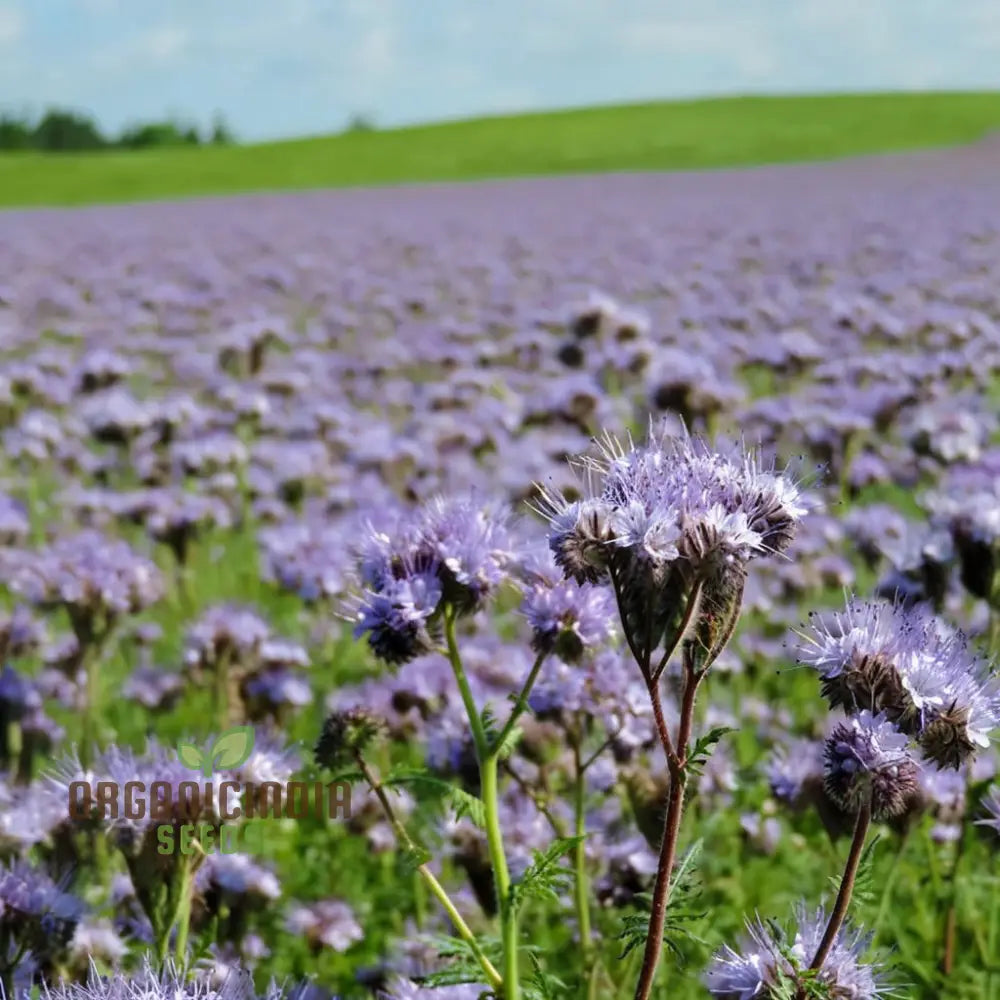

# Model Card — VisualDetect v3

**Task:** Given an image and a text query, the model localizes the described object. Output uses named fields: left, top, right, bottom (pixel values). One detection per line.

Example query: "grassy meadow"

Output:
left=1, top=91, right=1000, bottom=208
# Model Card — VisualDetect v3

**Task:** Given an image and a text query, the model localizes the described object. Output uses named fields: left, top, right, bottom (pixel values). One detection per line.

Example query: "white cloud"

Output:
left=0, top=4, right=24, bottom=46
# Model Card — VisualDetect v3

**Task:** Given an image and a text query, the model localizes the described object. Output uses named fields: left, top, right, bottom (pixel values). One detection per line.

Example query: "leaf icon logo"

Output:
left=209, top=726, right=255, bottom=775
left=177, top=742, right=207, bottom=773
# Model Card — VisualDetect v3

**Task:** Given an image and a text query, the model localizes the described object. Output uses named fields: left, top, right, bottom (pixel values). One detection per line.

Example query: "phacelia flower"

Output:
left=824, top=711, right=919, bottom=819
left=796, top=598, right=1000, bottom=768
left=520, top=549, right=617, bottom=662
left=539, top=424, right=805, bottom=673
left=705, top=903, right=887, bottom=999
left=977, top=785, right=1000, bottom=836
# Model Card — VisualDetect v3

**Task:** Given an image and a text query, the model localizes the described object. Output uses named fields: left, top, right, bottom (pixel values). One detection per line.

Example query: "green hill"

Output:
left=2, top=91, right=1000, bottom=209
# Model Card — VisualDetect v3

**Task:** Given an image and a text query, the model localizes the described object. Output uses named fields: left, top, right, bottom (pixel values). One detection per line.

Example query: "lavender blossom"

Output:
left=284, top=899, right=363, bottom=953
left=520, top=549, right=617, bottom=662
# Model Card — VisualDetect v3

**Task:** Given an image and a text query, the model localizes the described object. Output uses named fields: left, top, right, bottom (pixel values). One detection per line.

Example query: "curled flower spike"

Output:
left=823, top=711, right=919, bottom=819
left=315, top=708, right=387, bottom=771
left=795, top=598, right=1000, bottom=769
left=538, top=424, right=805, bottom=676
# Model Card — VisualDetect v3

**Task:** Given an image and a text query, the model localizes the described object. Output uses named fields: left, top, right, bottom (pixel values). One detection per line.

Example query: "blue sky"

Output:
left=1, top=1, right=999, bottom=142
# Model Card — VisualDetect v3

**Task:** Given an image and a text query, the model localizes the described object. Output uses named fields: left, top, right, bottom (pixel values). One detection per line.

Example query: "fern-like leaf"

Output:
left=524, top=953, right=570, bottom=1000
left=825, top=832, right=881, bottom=909
left=383, top=768, right=486, bottom=829
left=686, top=727, right=734, bottom=779
left=617, top=840, right=708, bottom=961
left=508, top=836, right=583, bottom=917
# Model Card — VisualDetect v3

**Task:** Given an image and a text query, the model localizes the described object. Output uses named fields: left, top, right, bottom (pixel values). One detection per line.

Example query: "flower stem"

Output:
left=80, top=645, right=101, bottom=770
left=214, top=649, right=232, bottom=733
left=633, top=647, right=701, bottom=1000
left=354, top=751, right=503, bottom=991
left=572, top=740, right=593, bottom=964
left=940, top=821, right=970, bottom=976
left=871, top=828, right=909, bottom=938
left=443, top=608, right=488, bottom=758
left=482, top=752, right=518, bottom=999
left=444, top=605, right=518, bottom=1000
left=809, top=798, right=873, bottom=972
left=173, top=856, right=196, bottom=965
left=493, top=649, right=547, bottom=755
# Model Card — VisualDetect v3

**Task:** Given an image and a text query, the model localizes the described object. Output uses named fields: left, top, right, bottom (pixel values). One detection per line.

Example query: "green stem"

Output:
left=215, top=650, right=231, bottom=732
left=482, top=753, right=518, bottom=998
left=572, top=741, right=593, bottom=963
left=988, top=875, right=1000, bottom=1000
left=174, top=857, right=196, bottom=966
left=413, top=868, right=427, bottom=930
left=493, top=649, right=547, bottom=755
left=81, top=645, right=100, bottom=770
left=871, top=829, right=909, bottom=938
left=989, top=604, right=1000, bottom=660
left=354, top=752, right=502, bottom=991
left=444, top=604, right=519, bottom=999
left=443, top=609, right=488, bottom=758
left=940, top=821, right=971, bottom=976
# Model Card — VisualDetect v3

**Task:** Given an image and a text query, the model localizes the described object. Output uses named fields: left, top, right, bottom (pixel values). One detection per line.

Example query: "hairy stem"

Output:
left=482, top=753, right=518, bottom=999
left=809, top=798, right=873, bottom=972
left=633, top=646, right=700, bottom=1000
left=173, top=856, right=196, bottom=965
left=493, top=649, right=547, bottom=755
left=444, top=608, right=488, bottom=758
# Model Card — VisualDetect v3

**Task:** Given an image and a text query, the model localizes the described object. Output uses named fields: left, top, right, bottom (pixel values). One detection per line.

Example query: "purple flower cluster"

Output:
left=540, top=426, right=805, bottom=672
left=351, top=496, right=514, bottom=665
left=705, top=904, right=885, bottom=999
left=796, top=598, right=1000, bottom=768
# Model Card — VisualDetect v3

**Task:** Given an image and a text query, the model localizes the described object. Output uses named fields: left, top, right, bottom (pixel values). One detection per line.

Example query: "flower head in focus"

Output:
left=705, top=903, right=887, bottom=999
left=538, top=424, right=806, bottom=675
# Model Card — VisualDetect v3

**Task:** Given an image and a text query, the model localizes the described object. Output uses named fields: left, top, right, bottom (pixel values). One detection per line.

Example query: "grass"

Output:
left=2, top=91, right=1000, bottom=208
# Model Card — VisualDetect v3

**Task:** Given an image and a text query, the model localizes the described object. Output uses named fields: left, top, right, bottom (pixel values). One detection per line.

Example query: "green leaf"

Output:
left=422, top=933, right=502, bottom=990
left=177, top=742, right=206, bottom=772
left=494, top=725, right=523, bottom=761
left=383, top=768, right=486, bottom=829
left=508, top=836, right=583, bottom=917
left=617, top=841, right=707, bottom=962
left=827, top=833, right=882, bottom=908
left=686, top=726, right=735, bottom=779
left=524, top=953, right=570, bottom=1000
left=209, top=725, right=256, bottom=773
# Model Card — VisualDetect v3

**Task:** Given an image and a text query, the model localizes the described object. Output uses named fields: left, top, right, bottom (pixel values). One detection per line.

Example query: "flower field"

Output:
left=0, top=142, right=999, bottom=1000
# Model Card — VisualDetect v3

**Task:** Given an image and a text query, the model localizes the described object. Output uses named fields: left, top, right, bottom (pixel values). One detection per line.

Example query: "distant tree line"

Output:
left=0, top=108, right=236, bottom=152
